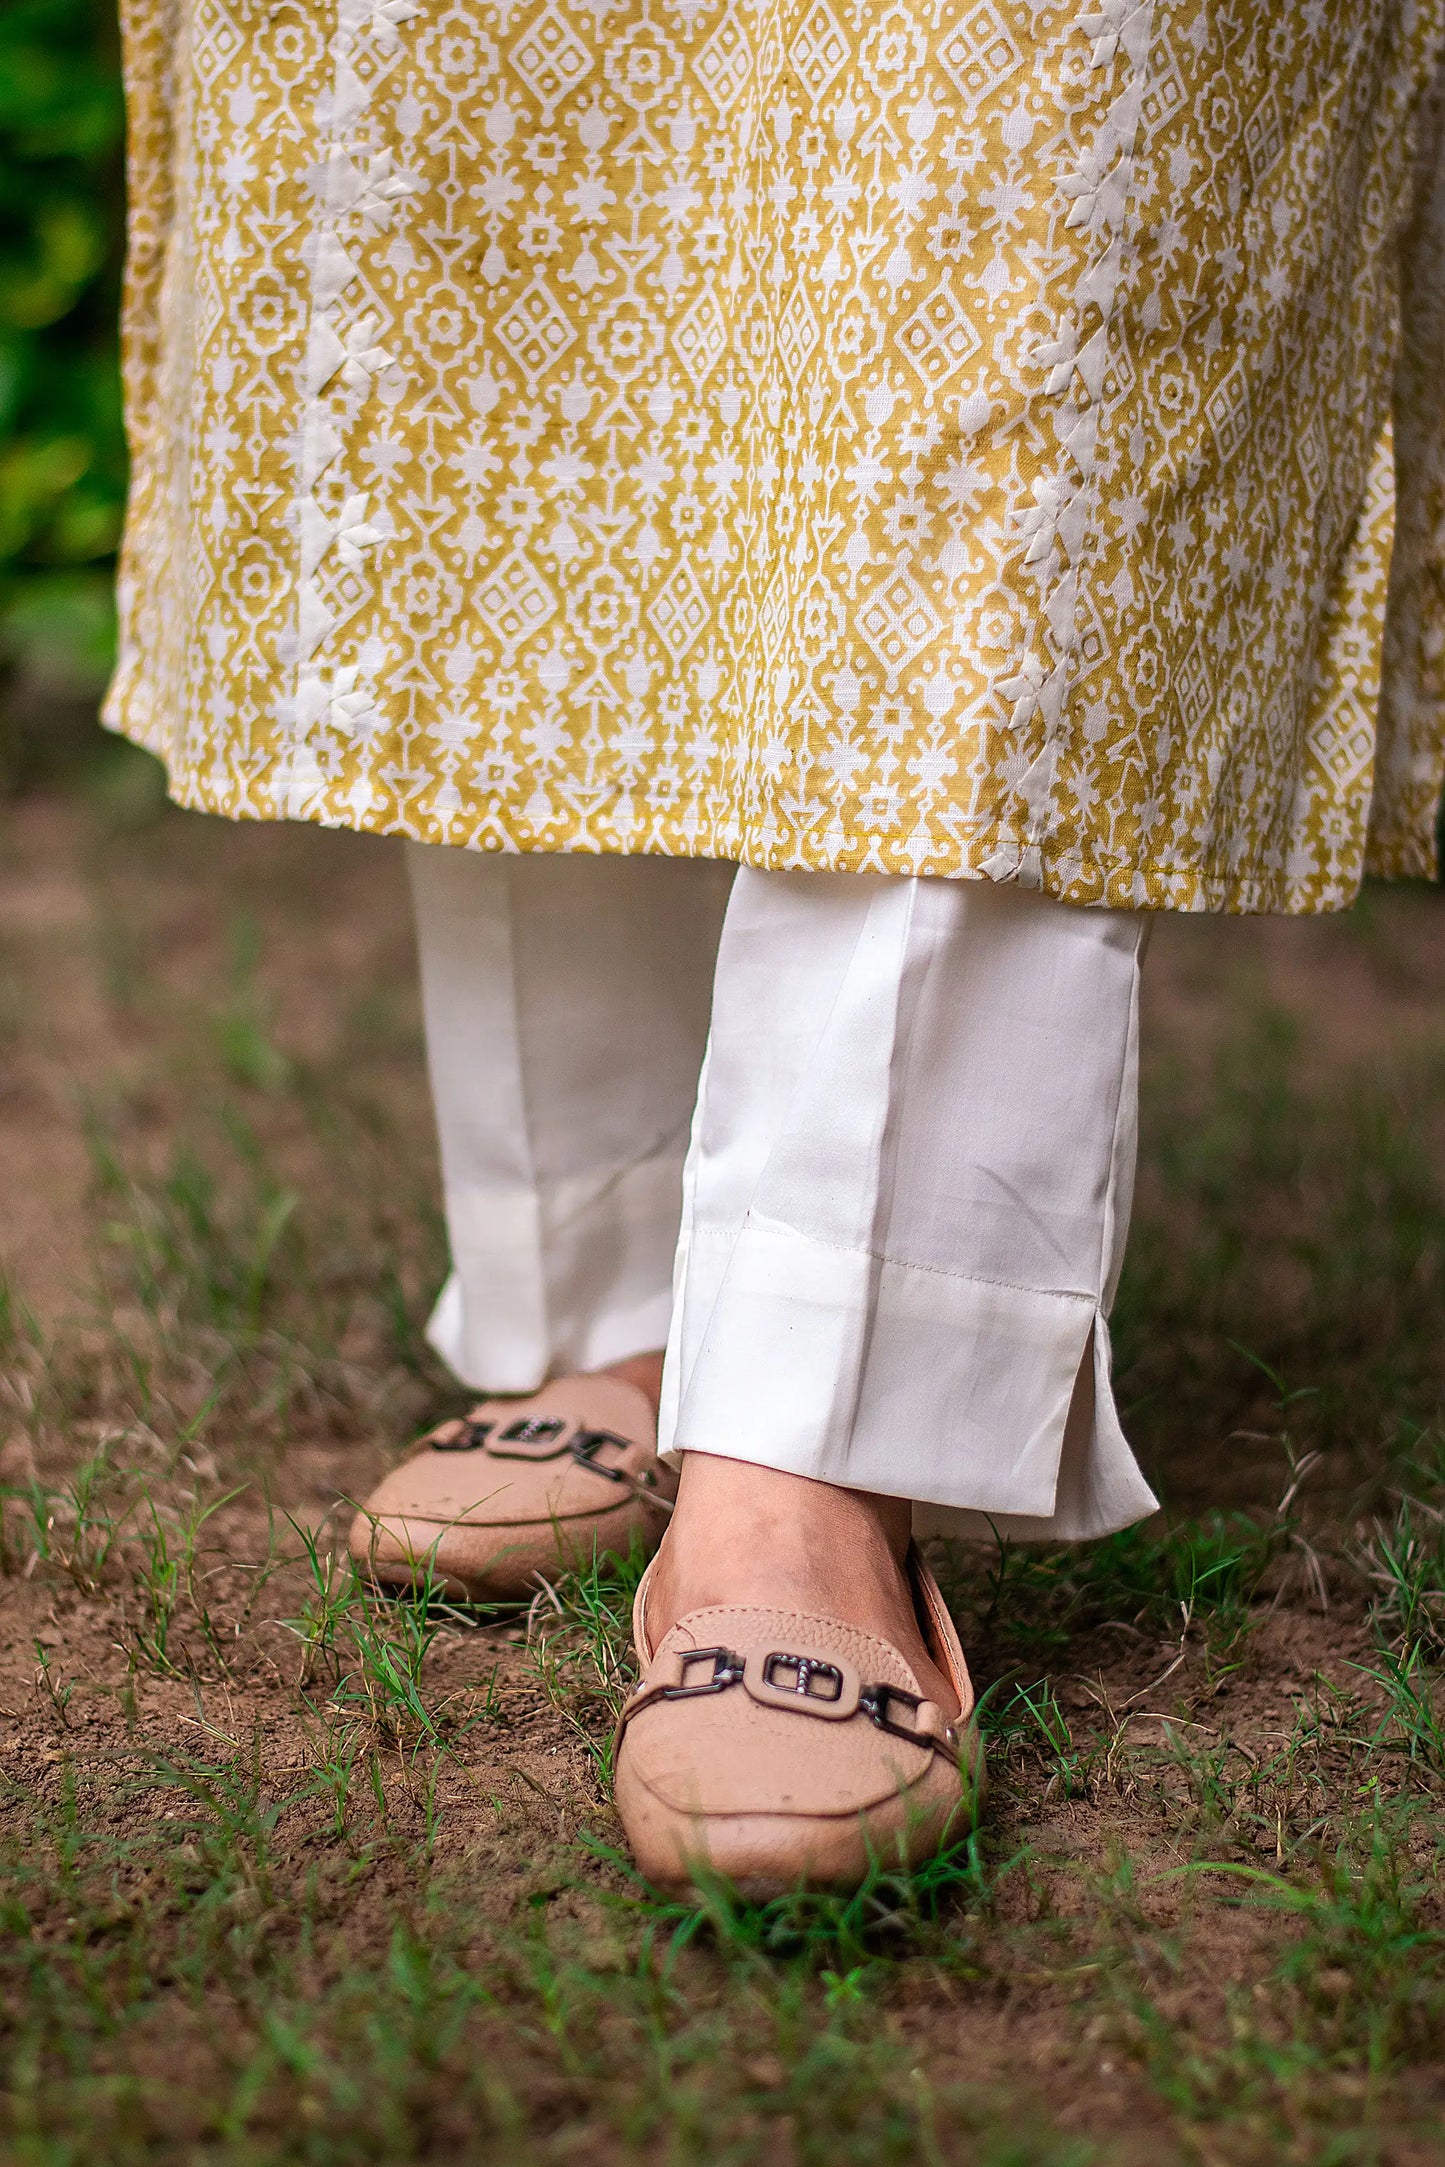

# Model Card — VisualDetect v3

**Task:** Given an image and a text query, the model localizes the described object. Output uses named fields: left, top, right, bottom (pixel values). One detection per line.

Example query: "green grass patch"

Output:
left=3, top=816, right=1445, bottom=2161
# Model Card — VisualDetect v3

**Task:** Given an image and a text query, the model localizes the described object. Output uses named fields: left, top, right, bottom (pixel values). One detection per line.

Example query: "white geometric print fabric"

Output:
left=109, top=0, right=1445, bottom=911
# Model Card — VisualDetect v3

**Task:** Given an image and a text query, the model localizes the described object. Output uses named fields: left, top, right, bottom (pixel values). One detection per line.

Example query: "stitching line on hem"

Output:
left=682, top=1220, right=1101, bottom=1306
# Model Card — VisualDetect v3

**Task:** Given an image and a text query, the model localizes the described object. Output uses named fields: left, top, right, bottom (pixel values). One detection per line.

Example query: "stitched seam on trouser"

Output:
left=680, top=1220, right=1099, bottom=1305
left=1096, top=918, right=1144, bottom=1303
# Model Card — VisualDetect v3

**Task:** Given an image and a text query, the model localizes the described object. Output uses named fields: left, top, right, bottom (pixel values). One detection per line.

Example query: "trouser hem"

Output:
left=659, top=1222, right=1158, bottom=1540
left=425, top=1153, right=683, bottom=1391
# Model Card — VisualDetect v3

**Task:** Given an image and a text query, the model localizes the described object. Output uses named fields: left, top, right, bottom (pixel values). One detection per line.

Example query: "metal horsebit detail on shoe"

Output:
left=652, top=1646, right=952, bottom=1749
left=432, top=1415, right=649, bottom=1485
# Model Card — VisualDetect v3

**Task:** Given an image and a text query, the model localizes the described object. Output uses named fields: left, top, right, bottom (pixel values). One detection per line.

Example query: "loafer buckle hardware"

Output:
left=658, top=1646, right=746, bottom=1698
left=859, top=1681, right=932, bottom=1743
left=431, top=1417, right=495, bottom=1453
left=488, top=1415, right=571, bottom=1461
left=746, top=1646, right=861, bottom=1719
left=636, top=1649, right=949, bottom=1747
left=569, top=1429, right=633, bottom=1483
left=761, top=1651, right=844, bottom=1704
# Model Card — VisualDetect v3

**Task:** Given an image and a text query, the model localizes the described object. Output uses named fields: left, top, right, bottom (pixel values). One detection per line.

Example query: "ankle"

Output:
left=669, top=1451, right=910, bottom=1559
left=649, top=1451, right=912, bottom=1629
left=646, top=1452, right=956, bottom=1721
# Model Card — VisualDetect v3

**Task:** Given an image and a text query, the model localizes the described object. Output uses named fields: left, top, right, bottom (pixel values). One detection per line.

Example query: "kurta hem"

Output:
left=112, top=715, right=1405, bottom=916
left=1363, top=828, right=1442, bottom=885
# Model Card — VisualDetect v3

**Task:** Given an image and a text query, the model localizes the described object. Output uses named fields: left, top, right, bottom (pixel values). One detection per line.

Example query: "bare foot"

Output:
left=644, top=1452, right=960, bottom=1720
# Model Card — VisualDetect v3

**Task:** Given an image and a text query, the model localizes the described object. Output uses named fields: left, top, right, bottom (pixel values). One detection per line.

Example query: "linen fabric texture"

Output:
left=109, top=0, right=1445, bottom=912
left=410, top=844, right=1157, bottom=1541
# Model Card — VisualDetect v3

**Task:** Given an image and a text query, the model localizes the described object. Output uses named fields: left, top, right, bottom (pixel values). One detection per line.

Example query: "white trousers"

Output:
left=407, top=846, right=1159, bottom=1543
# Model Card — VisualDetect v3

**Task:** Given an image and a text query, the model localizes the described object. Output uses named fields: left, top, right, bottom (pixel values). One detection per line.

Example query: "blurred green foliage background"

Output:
left=0, top=0, right=126, bottom=783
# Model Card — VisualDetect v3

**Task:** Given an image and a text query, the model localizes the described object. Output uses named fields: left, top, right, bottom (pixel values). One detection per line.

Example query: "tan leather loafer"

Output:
left=348, top=1374, right=670, bottom=1602
left=613, top=1546, right=982, bottom=1896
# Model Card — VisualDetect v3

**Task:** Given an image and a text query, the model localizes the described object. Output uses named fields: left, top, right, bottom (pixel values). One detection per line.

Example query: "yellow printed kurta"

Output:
left=107, top=0, right=1445, bottom=911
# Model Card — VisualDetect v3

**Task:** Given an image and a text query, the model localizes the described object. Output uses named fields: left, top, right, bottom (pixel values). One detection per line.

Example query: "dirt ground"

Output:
left=3, top=748, right=1445, bottom=2164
